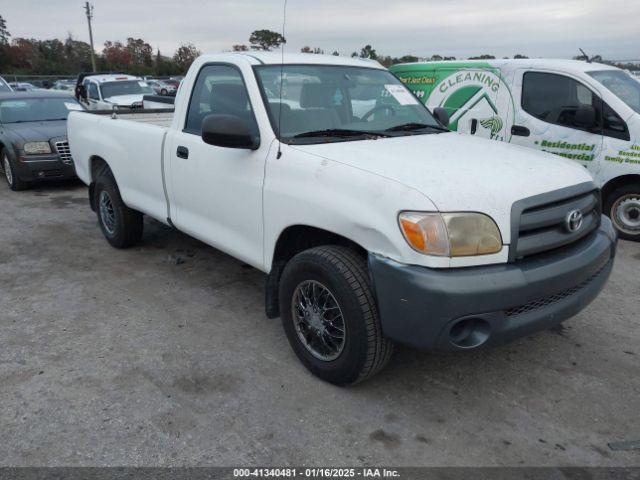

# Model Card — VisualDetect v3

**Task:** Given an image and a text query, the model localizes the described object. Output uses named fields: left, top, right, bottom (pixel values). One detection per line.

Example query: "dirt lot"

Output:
left=0, top=181, right=638, bottom=466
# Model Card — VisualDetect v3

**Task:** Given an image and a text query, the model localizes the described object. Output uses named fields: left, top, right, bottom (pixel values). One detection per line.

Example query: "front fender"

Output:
left=262, top=145, right=445, bottom=271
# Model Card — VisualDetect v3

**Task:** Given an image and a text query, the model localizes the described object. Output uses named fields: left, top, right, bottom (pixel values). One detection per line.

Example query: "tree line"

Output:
left=0, top=15, right=637, bottom=77
left=0, top=14, right=200, bottom=76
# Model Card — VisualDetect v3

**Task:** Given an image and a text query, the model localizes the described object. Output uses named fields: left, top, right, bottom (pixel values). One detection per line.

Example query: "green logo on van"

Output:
left=480, top=116, right=503, bottom=139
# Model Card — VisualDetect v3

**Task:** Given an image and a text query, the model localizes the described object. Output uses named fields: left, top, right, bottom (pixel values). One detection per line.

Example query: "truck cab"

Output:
left=77, top=74, right=154, bottom=110
left=391, top=59, right=640, bottom=240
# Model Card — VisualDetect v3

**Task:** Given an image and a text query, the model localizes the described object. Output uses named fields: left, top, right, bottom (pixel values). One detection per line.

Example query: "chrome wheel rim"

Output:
left=3, top=156, right=13, bottom=186
left=612, top=195, right=640, bottom=235
left=291, top=280, right=346, bottom=361
left=99, top=190, right=116, bottom=235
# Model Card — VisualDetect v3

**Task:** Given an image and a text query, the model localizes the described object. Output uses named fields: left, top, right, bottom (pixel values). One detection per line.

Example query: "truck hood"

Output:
left=293, top=132, right=593, bottom=237
left=103, top=94, right=144, bottom=106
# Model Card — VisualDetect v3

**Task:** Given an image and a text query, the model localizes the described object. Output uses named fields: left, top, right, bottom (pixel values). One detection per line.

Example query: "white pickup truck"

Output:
left=68, top=53, right=617, bottom=385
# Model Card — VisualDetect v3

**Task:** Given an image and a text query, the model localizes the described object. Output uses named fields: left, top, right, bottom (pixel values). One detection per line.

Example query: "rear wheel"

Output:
left=605, top=184, right=640, bottom=241
left=94, top=171, right=143, bottom=248
left=279, top=246, right=393, bottom=386
left=2, top=150, right=29, bottom=191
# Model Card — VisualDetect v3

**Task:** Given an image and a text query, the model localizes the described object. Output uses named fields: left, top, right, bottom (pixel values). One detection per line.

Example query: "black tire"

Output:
left=160, top=88, right=168, bottom=95
left=94, top=170, right=143, bottom=248
left=279, top=246, right=393, bottom=386
left=604, top=183, right=640, bottom=241
left=2, top=150, right=29, bottom=191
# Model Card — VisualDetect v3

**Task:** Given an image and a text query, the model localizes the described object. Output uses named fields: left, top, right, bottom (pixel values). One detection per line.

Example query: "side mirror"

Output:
left=433, top=107, right=450, bottom=127
left=201, top=114, right=260, bottom=150
left=574, top=104, right=597, bottom=129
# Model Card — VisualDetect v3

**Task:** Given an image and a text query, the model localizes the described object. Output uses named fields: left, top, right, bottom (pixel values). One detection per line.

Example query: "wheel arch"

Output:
left=265, top=225, right=368, bottom=319
left=0, top=140, right=17, bottom=160
left=88, top=155, right=112, bottom=211
left=601, top=174, right=640, bottom=203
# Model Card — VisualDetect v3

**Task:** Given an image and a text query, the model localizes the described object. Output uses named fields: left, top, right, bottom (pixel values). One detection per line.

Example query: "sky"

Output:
left=2, top=0, right=639, bottom=61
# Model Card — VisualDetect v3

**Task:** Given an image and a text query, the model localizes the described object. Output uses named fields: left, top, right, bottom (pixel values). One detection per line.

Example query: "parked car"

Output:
left=146, top=79, right=177, bottom=96
left=75, top=74, right=154, bottom=110
left=390, top=59, right=640, bottom=240
left=162, top=78, right=182, bottom=91
left=0, top=76, right=13, bottom=93
left=52, top=79, right=76, bottom=93
left=9, top=82, right=38, bottom=92
left=68, top=53, right=617, bottom=385
left=0, top=92, right=84, bottom=190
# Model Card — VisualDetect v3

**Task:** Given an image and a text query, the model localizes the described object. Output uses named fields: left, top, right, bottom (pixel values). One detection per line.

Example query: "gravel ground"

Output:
left=0, top=181, right=638, bottom=467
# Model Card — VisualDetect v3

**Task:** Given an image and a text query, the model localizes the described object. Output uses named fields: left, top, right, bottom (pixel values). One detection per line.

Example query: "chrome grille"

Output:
left=55, top=141, right=73, bottom=165
left=513, top=189, right=601, bottom=260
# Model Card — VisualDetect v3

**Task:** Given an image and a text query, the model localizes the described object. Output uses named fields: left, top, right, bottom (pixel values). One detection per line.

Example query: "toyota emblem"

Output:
left=566, top=209, right=583, bottom=233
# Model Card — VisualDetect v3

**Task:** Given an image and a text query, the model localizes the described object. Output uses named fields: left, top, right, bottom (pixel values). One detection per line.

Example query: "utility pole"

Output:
left=84, top=2, right=97, bottom=72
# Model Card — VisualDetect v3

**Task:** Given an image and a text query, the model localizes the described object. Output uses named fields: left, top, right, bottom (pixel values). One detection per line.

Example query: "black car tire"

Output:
left=2, top=150, right=29, bottom=191
left=94, top=171, right=143, bottom=248
left=605, top=183, right=640, bottom=241
left=279, top=246, right=393, bottom=386
left=161, top=88, right=168, bottom=95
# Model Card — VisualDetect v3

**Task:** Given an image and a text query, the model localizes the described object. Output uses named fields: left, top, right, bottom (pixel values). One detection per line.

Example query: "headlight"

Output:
left=23, top=141, right=52, bottom=155
left=399, top=212, right=503, bottom=257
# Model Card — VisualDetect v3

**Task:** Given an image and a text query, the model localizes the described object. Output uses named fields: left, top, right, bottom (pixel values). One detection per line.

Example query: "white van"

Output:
left=77, top=74, right=154, bottom=110
left=390, top=60, right=640, bottom=240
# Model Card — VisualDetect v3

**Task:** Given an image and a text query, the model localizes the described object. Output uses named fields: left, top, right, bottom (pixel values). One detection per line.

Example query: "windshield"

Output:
left=255, top=65, right=443, bottom=143
left=588, top=70, right=640, bottom=114
left=99, top=80, right=154, bottom=99
left=0, top=97, right=84, bottom=123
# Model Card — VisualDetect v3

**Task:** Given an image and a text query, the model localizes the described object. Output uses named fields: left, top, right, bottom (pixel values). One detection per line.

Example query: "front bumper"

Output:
left=369, top=216, right=617, bottom=351
left=14, top=156, right=77, bottom=182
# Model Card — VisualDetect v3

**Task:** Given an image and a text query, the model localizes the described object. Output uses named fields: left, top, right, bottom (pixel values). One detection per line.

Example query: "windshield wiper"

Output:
left=385, top=123, right=449, bottom=133
left=292, top=128, right=390, bottom=139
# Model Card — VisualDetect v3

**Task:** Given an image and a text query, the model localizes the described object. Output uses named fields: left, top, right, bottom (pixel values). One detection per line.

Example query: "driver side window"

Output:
left=184, top=64, right=257, bottom=136
left=522, top=72, right=599, bottom=131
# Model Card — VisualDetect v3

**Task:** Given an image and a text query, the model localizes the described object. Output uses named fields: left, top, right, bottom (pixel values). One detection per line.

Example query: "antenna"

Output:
left=276, top=0, right=288, bottom=159
left=579, top=48, right=591, bottom=63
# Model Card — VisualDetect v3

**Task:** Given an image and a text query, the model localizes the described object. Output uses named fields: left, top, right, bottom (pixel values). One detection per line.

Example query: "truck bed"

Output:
left=86, top=109, right=174, bottom=128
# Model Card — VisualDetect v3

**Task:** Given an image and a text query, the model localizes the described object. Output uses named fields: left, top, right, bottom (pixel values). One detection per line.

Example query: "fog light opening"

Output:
left=449, top=317, right=491, bottom=349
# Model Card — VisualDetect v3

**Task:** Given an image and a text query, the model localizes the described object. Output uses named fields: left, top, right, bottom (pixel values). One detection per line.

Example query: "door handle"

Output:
left=176, top=146, right=189, bottom=159
left=511, top=125, right=530, bottom=137
left=470, top=119, right=478, bottom=135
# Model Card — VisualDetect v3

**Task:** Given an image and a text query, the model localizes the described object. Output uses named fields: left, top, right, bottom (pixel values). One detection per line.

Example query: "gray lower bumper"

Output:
left=369, top=216, right=617, bottom=351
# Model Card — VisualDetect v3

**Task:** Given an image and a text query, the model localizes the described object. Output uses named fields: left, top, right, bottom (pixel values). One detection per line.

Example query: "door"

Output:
left=84, top=81, right=101, bottom=110
left=510, top=70, right=604, bottom=172
left=168, top=63, right=267, bottom=268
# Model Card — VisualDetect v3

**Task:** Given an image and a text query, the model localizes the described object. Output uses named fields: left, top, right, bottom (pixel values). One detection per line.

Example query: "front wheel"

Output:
left=2, top=151, right=29, bottom=191
left=279, top=246, right=393, bottom=386
left=605, top=184, right=640, bottom=241
left=94, top=171, right=143, bottom=248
